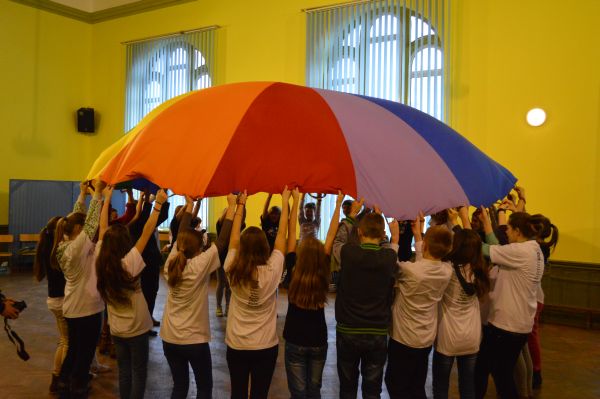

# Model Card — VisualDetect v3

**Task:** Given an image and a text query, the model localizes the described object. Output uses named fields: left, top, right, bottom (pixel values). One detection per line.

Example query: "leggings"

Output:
left=226, top=345, right=278, bottom=399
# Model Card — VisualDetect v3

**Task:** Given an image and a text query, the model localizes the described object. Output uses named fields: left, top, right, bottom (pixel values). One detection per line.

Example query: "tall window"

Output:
left=124, top=28, right=216, bottom=228
left=306, top=0, right=450, bottom=238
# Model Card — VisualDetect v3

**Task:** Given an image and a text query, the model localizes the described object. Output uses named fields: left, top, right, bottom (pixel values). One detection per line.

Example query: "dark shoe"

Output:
left=152, top=318, right=160, bottom=327
left=50, top=374, right=60, bottom=394
left=57, top=377, right=70, bottom=399
left=533, top=370, right=542, bottom=389
left=148, top=329, right=158, bottom=337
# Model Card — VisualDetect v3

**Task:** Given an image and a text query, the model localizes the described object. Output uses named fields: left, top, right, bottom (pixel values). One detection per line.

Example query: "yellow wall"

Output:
left=2, top=0, right=599, bottom=262
left=0, top=0, right=92, bottom=220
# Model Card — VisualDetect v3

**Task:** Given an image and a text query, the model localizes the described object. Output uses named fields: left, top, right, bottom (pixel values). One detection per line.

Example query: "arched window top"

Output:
left=411, top=48, right=443, bottom=72
left=410, top=15, right=436, bottom=41
left=370, top=14, right=399, bottom=37
left=169, top=47, right=187, bottom=66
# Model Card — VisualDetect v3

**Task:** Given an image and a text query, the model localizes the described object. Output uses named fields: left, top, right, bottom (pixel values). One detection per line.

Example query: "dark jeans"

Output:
left=432, top=351, right=477, bottom=399
left=216, top=266, right=231, bottom=309
left=163, top=341, right=212, bottom=399
left=336, top=332, right=387, bottom=399
left=384, top=338, right=431, bottom=399
left=113, top=333, right=149, bottom=399
left=141, top=263, right=160, bottom=317
left=475, top=324, right=528, bottom=399
left=60, top=312, right=102, bottom=393
left=226, top=345, right=278, bottom=399
left=285, top=341, right=328, bottom=399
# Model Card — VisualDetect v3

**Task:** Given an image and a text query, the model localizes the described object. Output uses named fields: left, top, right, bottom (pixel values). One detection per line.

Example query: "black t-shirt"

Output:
left=283, top=302, right=328, bottom=347
left=261, top=216, right=278, bottom=251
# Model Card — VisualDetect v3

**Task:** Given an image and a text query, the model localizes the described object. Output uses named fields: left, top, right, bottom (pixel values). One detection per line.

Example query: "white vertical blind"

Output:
left=124, top=28, right=216, bottom=131
left=124, top=28, right=216, bottom=229
left=306, top=0, right=451, bottom=239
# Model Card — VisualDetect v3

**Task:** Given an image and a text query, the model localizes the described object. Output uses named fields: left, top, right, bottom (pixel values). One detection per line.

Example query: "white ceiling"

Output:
left=50, top=0, right=142, bottom=13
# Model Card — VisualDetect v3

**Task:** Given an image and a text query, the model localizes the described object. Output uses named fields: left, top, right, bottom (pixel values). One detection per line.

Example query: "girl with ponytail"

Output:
left=34, top=216, right=67, bottom=393
left=434, top=228, right=490, bottom=399
left=161, top=194, right=236, bottom=399
left=52, top=179, right=106, bottom=398
left=475, top=209, right=546, bottom=399
left=95, top=186, right=167, bottom=399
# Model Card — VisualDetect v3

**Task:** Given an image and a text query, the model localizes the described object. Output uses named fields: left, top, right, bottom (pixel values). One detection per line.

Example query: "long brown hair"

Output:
left=96, top=224, right=137, bottom=307
left=34, top=216, right=61, bottom=282
left=51, top=212, right=86, bottom=267
left=167, top=229, right=204, bottom=287
left=288, top=237, right=330, bottom=310
left=227, top=227, right=270, bottom=288
left=444, top=229, right=490, bottom=298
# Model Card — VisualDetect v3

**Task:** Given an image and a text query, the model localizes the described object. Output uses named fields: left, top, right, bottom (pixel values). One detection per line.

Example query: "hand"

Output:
left=79, top=181, right=89, bottom=194
left=478, top=206, right=492, bottom=228
left=349, top=198, right=364, bottom=218
left=1, top=300, right=20, bottom=319
left=155, top=189, right=167, bottom=204
left=149, top=194, right=156, bottom=203
left=448, top=208, right=459, bottom=224
left=458, top=205, right=469, bottom=218
left=292, top=187, right=300, bottom=202
left=388, top=218, right=400, bottom=239
left=281, top=186, right=291, bottom=202
left=502, top=198, right=517, bottom=212
left=227, top=193, right=237, bottom=207
left=95, top=179, right=107, bottom=193
left=237, top=190, right=248, bottom=205
left=410, top=212, right=423, bottom=238
left=336, top=191, right=344, bottom=207
left=373, top=204, right=382, bottom=215
left=514, top=186, right=526, bottom=200
left=315, top=193, right=325, bottom=200
left=184, top=195, right=194, bottom=206
left=102, top=185, right=114, bottom=199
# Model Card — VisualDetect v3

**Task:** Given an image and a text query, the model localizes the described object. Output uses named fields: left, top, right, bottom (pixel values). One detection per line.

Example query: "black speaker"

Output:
left=77, top=108, right=95, bottom=133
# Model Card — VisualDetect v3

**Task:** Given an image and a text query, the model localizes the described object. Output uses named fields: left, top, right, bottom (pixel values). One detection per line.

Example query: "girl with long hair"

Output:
left=51, top=180, right=106, bottom=398
left=34, top=215, right=66, bottom=393
left=433, top=228, right=490, bottom=399
left=224, top=187, right=293, bottom=399
left=283, top=191, right=343, bottom=399
left=95, top=187, right=167, bottom=399
left=474, top=209, right=547, bottom=399
left=160, top=194, right=235, bottom=399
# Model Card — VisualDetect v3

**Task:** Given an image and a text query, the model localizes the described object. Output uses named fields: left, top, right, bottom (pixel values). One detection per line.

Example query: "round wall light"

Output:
left=526, top=108, right=546, bottom=127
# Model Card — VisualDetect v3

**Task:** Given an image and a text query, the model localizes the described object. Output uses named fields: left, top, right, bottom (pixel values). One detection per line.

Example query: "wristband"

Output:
left=155, top=201, right=164, bottom=205
left=153, top=206, right=162, bottom=212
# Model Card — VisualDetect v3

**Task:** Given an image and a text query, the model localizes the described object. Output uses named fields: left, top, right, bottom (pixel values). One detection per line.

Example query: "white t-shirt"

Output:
left=160, top=243, right=221, bottom=345
left=488, top=240, right=544, bottom=334
left=435, top=265, right=481, bottom=356
left=392, top=242, right=453, bottom=348
left=224, top=248, right=284, bottom=350
left=96, top=242, right=152, bottom=338
left=60, top=233, right=105, bottom=318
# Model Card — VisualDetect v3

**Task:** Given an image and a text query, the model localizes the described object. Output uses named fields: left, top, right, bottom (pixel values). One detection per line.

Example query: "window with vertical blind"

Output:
left=124, top=28, right=217, bottom=229
left=306, top=0, right=450, bottom=238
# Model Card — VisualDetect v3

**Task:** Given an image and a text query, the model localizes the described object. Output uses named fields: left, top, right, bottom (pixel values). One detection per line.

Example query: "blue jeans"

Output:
left=432, top=351, right=477, bottom=399
left=163, top=341, right=212, bottom=399
left=113, top=333, right=149, bottom=399
left=336, top=332, right=387, bottom=399
left=285, top=341, right=328, bottom=399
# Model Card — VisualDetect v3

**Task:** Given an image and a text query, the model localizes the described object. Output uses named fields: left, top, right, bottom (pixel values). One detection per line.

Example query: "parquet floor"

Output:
left=1, top=272, right=598, bottom=398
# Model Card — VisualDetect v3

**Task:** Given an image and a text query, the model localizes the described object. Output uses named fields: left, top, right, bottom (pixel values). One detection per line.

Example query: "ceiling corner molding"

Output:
left=10, top=0, right=93, bottom=22
left=10, top=0, right=197, bottom=24
left=89, top=0, right=196, bottom=23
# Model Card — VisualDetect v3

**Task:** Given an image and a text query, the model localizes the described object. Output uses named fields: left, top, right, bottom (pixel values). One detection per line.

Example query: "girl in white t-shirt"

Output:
left=51, top=179, right=105, bottom=397
left=474, top=210, right=545, bottom=399
left=160, top=194, right=235, bottom=399
left=224, top=187, right=291, bottom=399
left=95, top=187, right=167, bottom=399
left=433, top=228, right=490, bottom=399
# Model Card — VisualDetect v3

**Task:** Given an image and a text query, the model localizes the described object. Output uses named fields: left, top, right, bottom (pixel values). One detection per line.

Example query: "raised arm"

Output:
left=324, top=191, right=344, bottom=255
left=514, top=186, right=526, bottom=212
left=135, top=189, right=168, bottom=254
left=411, top=212, right=424, bottom=260
left=99, top=185, right=114, bottom=241
left=192, top=198, right=202, bottom=219
left=262, top=194, right=273, bottom=221
left=274, top=187, right=291, bottom=254
left=315, top=193, right=324, bottom=223
left=83, top=179, right=105, bottom=240
left=480, top=206, right=500, bottom=258
left=299, top=193, right=306, bottom=222
left=215, top=194, right=236, bottom=254
left=177, top=196, right=194, bottom=238
left=458, top=206, right=472, bottom=229
left=127, top=192, right=145, bottom=227
left=229, top=191, right=248, bottom=251
left=74, top=181, right=89, bottom=214
left=287, top=188, right=300, bottom=253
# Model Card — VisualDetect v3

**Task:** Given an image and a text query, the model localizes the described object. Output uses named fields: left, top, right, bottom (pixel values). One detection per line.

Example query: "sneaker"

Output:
left=216, top=307, right=224, bottom=317
left=152, top=318, right=160, bottom=327
left=148, top=329, right=158, bottom=337
left=532, top=370, right=542, bottom=389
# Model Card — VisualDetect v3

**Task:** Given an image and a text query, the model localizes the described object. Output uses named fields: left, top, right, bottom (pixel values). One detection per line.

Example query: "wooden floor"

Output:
left=1, top=271, right=599, bottom=399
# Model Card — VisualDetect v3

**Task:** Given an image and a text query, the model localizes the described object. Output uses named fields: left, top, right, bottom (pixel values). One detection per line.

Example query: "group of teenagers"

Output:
left=28, top=179, right=558, bottom=399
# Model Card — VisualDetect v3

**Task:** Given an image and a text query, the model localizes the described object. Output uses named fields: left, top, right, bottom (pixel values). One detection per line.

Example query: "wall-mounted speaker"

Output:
left=77, top=108, right=95, bottom=133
